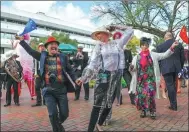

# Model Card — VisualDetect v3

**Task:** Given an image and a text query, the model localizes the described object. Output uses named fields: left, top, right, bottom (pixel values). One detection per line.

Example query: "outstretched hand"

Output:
left=75, top=79, right=83, bottom=86
left=171, top=40, right=179, bottom=49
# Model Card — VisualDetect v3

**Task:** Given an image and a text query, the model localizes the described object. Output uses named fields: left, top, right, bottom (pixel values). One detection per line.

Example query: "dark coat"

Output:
left=124, top=49, right=132, bottom=70
left=19, top=40, right=76, bottom=92
left=156, top=39, right=185, bottom=75
left=72, top=51, right=89, bottom=71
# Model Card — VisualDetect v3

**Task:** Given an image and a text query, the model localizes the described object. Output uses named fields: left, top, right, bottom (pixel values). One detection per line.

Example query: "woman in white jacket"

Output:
left=129, top=37, right=178, bottom=119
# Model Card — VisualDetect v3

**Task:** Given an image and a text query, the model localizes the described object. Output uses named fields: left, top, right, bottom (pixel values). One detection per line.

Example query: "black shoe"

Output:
left=58, top=123, right=65, bottom=132
left=150, top=112, right=156, bottom=119
left=4, top=104, right=11, bottom=107
left=15, top=103, right=20, bottom=106
left=84, top=97, right=89, bottom=100
left=74, top=98, right=79, bottom=101
left=169, top=106, right=177, bottom=111
left=131, top=101, right=135, bottom=105
left=31, top=103, right=42, bottom=107
left=140, top=110, right=146, bottom=118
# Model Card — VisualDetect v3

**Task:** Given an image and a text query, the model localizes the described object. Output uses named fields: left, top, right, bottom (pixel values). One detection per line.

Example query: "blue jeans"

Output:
left=42, top=87, right=68, bottom=132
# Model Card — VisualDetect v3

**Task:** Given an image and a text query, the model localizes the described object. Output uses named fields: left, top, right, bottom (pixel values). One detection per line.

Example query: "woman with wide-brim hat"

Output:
left=76, top=25, right=134, bottom=131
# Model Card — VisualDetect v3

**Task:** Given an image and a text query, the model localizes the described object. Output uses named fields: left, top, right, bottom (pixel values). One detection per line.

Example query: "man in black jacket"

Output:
left=122, top=48, right=135, bottom=105
left=16, top=35, right=77, bottom=132
left=156, top=32, right=185, bottom=111
left=31, top=43, right=46, bottom=107
left=4, top=52, right=23, bottom=107
left=73, top=46, right=89, bottom=101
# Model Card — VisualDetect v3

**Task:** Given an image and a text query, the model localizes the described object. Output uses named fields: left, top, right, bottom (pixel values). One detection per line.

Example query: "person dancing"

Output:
left=129, top=37, right=178, bottom=119
left=76, top=25, right=134, bottom=131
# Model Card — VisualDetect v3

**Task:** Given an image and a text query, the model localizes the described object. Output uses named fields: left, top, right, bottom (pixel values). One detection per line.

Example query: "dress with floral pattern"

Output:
left=135, top=53, right=156, bottom=112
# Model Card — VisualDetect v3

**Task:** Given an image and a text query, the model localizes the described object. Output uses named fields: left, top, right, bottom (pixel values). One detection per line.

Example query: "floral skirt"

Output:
left=136, top=75, right=156, bottom=112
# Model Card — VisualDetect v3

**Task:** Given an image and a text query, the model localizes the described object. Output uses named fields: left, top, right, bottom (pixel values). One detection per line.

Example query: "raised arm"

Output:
left=115, top=25, right=134, bottom=49
left=19, top=40, right=41, bottom=61
left=151, top=41, right=179, bottom=61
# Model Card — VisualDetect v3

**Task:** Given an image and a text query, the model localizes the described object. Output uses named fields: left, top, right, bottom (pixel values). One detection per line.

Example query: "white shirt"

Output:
left=87, top=28, right=134, bottom=71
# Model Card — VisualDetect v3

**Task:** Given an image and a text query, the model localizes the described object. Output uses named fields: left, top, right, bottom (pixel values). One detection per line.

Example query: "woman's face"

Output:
left=115, top=34, right=121, bottom=39
left=141, top=43, right=149, bottom=51
left=96, top=32, right=109, bottom=43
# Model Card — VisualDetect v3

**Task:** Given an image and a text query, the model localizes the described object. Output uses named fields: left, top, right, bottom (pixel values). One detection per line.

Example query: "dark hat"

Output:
left=44, top=36, right=60, bottom=48
left=140, top=37, right=151, bottom=46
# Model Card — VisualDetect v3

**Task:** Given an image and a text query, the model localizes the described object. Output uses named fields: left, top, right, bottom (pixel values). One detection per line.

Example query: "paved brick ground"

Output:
left=1, top=83, right=188, bottom=131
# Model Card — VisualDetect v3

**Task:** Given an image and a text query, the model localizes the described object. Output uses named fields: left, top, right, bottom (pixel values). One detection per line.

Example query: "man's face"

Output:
left=38, top=45, right=45, bottom=52
left=12, top=55, right=17, bottom=60
left=77, top=48, right=82, bottom=52
left=47, top=42, right=59, bottom=55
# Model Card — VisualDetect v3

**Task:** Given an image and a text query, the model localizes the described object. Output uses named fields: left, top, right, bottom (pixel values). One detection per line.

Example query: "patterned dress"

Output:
left=135, top=51, right=156, bottom=112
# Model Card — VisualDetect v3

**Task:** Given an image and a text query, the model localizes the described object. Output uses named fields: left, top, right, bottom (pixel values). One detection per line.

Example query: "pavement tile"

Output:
left=1, top=86, right=188, bottom=131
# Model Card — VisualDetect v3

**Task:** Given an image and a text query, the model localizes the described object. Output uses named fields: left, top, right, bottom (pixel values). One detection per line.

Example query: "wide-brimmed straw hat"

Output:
left=91, top=27, right=112, bottom=40
left=5, top=50, right=19, bottom=60
left=38, top=43, right=44, bottom=48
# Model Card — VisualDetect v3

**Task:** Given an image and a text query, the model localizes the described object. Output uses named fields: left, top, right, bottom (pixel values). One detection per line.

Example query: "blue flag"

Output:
left=19, top=18, right=37, bottom=36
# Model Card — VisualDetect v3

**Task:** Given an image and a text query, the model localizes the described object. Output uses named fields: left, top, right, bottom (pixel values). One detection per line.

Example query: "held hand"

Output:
left=130, top=65, right=134, bottom=71
left=171, top=41, right=179, bottom=49
left=106, top=25, right=116, bottom=32
left=75, top=79, right=83, bottom=86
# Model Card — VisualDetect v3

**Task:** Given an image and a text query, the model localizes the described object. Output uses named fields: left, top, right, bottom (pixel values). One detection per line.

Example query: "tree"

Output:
left=126, top=35, right=140, bottom=55
left=152, top=36, right=164, bottom=48
left=92, top=0, right=188, bottom=38
left=30, top=32, right=78, bottom=49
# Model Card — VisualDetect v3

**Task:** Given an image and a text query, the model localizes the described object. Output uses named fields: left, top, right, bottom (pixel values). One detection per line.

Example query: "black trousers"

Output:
left=122, top=70, right=135, bottom=104
left=0, top=81, right=2, bottom=98
left=88, top=84, right=117, bottom=131
left=6, top=77, right=19, bottom=104
left=75, top=70, right=89, bottom=99
left=163, top=72, right=177, bottom=108
left=35, top=76, right=45, bottom=104
left=43, top=87, right=68, bottom=132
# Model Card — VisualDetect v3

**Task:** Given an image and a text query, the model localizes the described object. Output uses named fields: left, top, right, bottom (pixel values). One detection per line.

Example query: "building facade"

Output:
left=1, top=7, right=96, bottom=55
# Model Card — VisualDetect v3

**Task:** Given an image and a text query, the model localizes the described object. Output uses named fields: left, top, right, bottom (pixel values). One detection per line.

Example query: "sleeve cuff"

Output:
left=170, top=47, right=174, bottom=52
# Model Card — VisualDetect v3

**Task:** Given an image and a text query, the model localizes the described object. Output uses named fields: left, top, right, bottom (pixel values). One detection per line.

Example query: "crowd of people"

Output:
left=0, top=24, right=188, bottom=132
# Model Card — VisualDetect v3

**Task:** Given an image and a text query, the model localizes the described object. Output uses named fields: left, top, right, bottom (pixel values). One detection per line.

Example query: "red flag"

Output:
left=179, top=26, right=189, bottom=44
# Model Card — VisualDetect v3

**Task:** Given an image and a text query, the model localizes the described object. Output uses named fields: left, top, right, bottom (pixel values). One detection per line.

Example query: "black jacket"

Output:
left=33, top=59, right=40, bottom=75
left=156, top=39, right=185, bottom=75
left=124, top=49, right=132, bottom=70
left=72, top=51, right=89, bottom=71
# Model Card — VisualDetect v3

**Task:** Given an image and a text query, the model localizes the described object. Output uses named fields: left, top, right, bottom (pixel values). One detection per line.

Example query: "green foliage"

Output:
left=93, top=1, right=188, bottom=38
left=126, top=35, right=140, bottom=55
left=30, top=32, right=78, bottom=49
